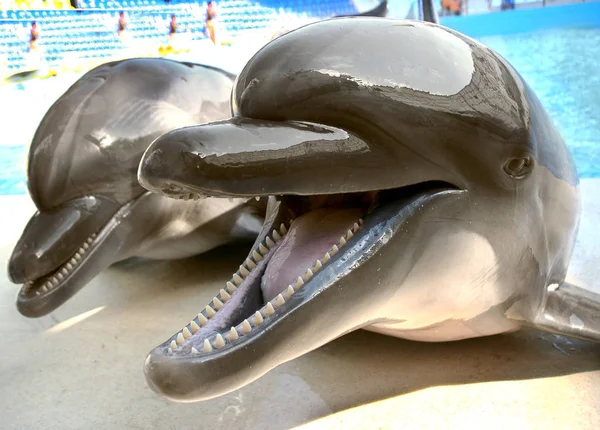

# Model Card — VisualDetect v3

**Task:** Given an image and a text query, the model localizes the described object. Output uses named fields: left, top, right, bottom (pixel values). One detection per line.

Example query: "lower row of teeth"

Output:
left=31, top=233, right=97, bottom=295
left=167, top=218, right=363, bottom=355
left=175, top=193, right=262, bottom=202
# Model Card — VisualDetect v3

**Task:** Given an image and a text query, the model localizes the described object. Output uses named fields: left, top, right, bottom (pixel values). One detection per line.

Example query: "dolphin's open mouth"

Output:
left=158, top=191, right=371, bottom=356
left=143, top=179, right=458, bottom=401
left=20, top=231, right=100, bottom=299
left=11, top=195, right=144, bottom=317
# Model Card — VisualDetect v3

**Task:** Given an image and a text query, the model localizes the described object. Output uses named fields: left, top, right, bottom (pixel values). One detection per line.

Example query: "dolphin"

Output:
left=7, top=57, right=266, bottom=318
left=137, top=15, right=600, bottom=403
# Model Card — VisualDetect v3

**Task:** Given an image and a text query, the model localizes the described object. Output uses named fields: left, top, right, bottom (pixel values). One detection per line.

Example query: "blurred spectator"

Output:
left=501, top=0, right=516, bottom=10
left=118, top=11, right=127, bottom=38
left=169, top=14, right=177, bottom=41
left=441, top=0, right=462, bottom=16
left=29, top=21, right=39, bottom=52
left=205, top=1, right=217, bottom=45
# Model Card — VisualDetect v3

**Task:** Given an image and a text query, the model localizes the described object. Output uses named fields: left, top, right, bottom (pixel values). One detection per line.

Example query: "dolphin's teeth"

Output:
left=176, top=332, right=185, bottom=346
left=274, top=294, right=285, bottom=308
left=66, top=263, right=74, bottom=271
left=304, top=269, right=313, bottom=281
left=183, top=327, right=192, bottom=339
left=75, top=252, right=82, bottom=260
left=51, top=277, right=59, bottom=287
left=358, top=218, right=364, bottom=225
left=255, top=196, right=260, bottom=201
left=265, top=302, right=275, bottom=317
left=323, top=252, right=331, bottom=263
left=240, top=319, right=252, bottom=334
left=346, top=230, right=354, bottom=240
left=220, top=288, right=231, bottom=301
left=82, top=242, right=89, bottom=250
left=191, top=347, right=199, bottom=354
left=266, top=236, right=276, bottom=249
left=203, top=339, right=213, bottom=352
left=233, top=273, right=244, bottom=286
left=170, top=340, right=177, bottom=350
left=252, top=250, right=263, bottom=262
left=230, top=327, right=239, bottom=340
left=213, top=297, right=224, bottom=310
left=245, top=258, right=256, bottom=269
left=69, top=257, right=77, bottom=265
left=205, top=305, right=216, bottom=318
left=295, top=276, right=304, bottom=289
left=280, top=223, right=288, bottom=234
left=57, top=273, right=64, bottom=281
left=239, top=265, right=250, bottom=278
left=314, top=260, right=323, bottom=272
left=254, top=311, right=264, bottom=325
left=41, top=285, right=49, bottom=293
left=272, top=230, right=282, bottom=241
left=284, top=285, right=295, bottom=299
left=330, top=245, right=339, bottom=255
left=339, top=237, right=347, bottom=247
left=353, top=222, right=360, bottom=232
left=198, top=313, right=208, bottom=326
left=167, top=347, right=173, bottom=354
left=259, top=243, right=269, bottom=255
left=61, top=268, right=69, bottom=276
left=215, top=333, right=226, bottom=348
left=226, top=281, right=237, bottom=294
left=190, top=320, right=200, bottom=334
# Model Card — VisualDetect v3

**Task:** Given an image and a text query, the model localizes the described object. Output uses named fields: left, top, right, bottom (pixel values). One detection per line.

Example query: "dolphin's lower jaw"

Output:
left=14, top=196, right=146, bottom=318
left=18, top=231, right=100, bottom=315
left=143, top=182, right=459, bottom=402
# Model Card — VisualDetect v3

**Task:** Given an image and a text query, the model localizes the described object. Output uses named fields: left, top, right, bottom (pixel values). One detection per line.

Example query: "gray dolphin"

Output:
left=137, top=16, right=600, bottom=402
left=7, top=57, right=265, bottom=318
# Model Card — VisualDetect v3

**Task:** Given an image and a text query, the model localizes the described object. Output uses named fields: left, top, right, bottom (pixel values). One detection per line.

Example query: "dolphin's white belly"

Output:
left=367, top=228, right=523, bottom=342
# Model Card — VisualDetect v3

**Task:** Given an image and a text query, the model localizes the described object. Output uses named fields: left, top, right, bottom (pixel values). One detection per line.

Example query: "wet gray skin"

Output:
left=7, top=58, right=266, bottom=318
left=137, top=18, right=600, bottom=402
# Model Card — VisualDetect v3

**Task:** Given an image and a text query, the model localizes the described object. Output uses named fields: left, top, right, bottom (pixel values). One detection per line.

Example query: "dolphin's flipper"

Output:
left=530, top=283, right=600, bottom=342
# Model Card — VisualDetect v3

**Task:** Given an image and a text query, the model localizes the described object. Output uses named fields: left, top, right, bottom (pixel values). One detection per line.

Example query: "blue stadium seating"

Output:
left=2, top=0, right=360, bottom=73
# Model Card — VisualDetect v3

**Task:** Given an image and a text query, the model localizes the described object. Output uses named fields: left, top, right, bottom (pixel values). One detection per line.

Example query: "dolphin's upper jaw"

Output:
left=144, top=182, right=458, bottom=401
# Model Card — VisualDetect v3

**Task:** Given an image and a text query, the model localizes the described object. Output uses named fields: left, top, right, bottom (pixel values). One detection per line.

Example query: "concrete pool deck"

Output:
left=0, top=180, right=599, bottom=429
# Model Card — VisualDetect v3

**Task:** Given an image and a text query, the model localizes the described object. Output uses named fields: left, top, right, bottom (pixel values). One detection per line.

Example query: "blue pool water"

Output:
left=0, top=24, right=599, bottom=195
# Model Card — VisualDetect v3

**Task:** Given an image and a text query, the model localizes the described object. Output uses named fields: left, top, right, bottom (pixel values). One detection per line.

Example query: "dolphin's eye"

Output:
left=503, top=156, right=533, bottom=179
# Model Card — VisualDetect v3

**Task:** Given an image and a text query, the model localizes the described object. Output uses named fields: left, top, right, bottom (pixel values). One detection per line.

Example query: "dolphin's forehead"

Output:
left=234, top=18, right=529, bottom=138
left=251, top=19, right=475, bottom=97
left=27, top=59, right=234, bottom=210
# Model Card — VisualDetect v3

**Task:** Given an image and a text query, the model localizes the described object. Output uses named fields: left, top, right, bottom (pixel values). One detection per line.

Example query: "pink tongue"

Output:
left=261, top=208, right=362, bottom=302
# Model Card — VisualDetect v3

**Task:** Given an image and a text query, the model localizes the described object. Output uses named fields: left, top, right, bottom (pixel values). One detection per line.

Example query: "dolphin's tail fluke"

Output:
left=421, top=0, right=439, bottom=24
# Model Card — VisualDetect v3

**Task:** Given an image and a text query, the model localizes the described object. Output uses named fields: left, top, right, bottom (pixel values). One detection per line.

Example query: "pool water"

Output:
left=479, top=25, right=600, bottom=179
left=0, top=25, right=599, bottom=195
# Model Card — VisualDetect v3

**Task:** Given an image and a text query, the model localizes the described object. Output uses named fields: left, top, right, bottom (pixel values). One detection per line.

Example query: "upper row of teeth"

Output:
left=33, top=233, right=97, bottom=295
left=167, top=218, right=363, bottom=355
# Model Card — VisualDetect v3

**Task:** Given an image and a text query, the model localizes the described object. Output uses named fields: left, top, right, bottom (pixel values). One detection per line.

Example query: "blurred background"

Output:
left=0, top=0, right=598, bottom=196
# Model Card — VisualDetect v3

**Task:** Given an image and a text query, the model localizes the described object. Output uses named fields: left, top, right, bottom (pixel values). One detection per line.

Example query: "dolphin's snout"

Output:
left=7, top=252, right=27, bottom=284
left=138, top=138, right=194, bottom=197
